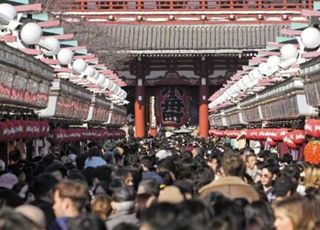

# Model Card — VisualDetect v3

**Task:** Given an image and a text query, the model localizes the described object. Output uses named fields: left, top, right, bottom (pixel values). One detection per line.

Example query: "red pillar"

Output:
left=135, top=100, right=145, bottom=138
left=135, top=78, right=145, bottom=138
left=199, top=78, right=209, bottom=137
left=198, top=57, right=209, bottom=138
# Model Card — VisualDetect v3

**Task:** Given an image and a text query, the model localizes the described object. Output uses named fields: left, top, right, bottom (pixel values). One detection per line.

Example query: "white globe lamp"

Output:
left=237, top=80, right=247, bottom=91
left=301, top=27, right=320, bottom=49
left=267, top=56, right=281, bottom=69
left=83, top=66, right=96, bottom=78
left=96, top=74, right=106, bottom=87
left=111, top=84, right=119, bottom=93
left=20, top=23, right=42, bottom=45
left=242, top=75, right=251, bottom=87
left=252, top=68, right=263, bottom=80
left=72, top=59, right=87, bottom=74
left=58, top=48, right=73, bottom=65
left=280, top=44, right=298, bottom=61
left=258, top=62, right=269, bottom=75
left=40, top=37, right=60, bottom=56
left=103, top=78, right=111, bottom=89
left=0, top=4, right=17, bottom=22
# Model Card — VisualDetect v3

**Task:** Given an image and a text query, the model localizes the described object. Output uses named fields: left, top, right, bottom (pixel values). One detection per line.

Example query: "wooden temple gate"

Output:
left=51, top=0, right=312, bottom=137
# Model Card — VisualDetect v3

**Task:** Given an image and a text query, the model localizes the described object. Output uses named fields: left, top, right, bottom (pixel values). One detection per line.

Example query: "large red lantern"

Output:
left=304, top=140, right=320, bottom=164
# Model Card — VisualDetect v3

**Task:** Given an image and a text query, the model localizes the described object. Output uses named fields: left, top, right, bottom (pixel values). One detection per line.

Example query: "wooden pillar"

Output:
left=134, top=58, right=146, bottom=138
left=198, top=57, right=209, bottom=137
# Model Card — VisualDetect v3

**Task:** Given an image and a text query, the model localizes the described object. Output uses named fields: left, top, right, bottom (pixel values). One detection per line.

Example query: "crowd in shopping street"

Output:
left=0, top=133, right=319, bottom=230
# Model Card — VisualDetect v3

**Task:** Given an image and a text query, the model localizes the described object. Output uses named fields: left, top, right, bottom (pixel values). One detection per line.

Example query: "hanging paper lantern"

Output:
left=301, top=27, right=320, bottom=49
left=304, top=140, right=320, bottom=164
left=40, top=37, right=60, bottom=56
left=290, top=130, right=305, bottom=145
left=280, top=44, right=298, bottom=61
left=0, top=4, right=17, bottom=22
left=266, top=137, right=277, bottom=147
left=305, top=119, right=320, bottom=138
left=283, top=135, right=297, bottom=149
left=20, top=23, right=42, bottom=45
left=58, top=48, right=74, bottom=65
left=273, top=128, right=288, bottom=141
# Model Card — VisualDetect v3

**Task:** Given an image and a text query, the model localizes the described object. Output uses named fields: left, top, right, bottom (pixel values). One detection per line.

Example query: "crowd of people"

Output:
left=0, top=134, right=319, bottom=230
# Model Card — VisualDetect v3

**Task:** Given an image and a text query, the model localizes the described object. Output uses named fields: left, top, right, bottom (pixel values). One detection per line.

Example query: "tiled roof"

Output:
left=97, top=24, right=287, bottom=53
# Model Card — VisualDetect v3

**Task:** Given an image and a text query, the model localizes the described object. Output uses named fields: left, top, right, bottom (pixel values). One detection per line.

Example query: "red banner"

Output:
left=48, top=128, right=126, bottom=143
left=0, top=120, right=49, bottom=142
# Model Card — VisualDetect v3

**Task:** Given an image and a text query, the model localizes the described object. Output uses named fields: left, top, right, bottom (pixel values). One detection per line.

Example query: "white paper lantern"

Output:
left=237, top=80, right=247, bottom=91
left=117, top=87, right=124, bottom=95
left=111, top=84, right=119, bottom=93
left=267, top=56, right=281, bottom=69
left=301, top=27, right=320, bottom=49
left=40, top=37, right=60, bottom=56
left=107, top=81, right=114, bottom=91
left=72, top=59, right=87, bottom=74
left=121, top=90, right=127, bottom=99
left=0, top=4, right=16, bottom=22
left=208, top=102, right=215, bottom=109
left=258, top=62, right=269, bottom=75
left=280, top=44, right=298, bottom=61
left=96, top=74, right=106, bottom=87
left=247, top=78, right=259, bottom=88
left=58, top=48, right=73, bottom=65
left=20, top=23, right=42, bottom=45
left=83, top=66, right=96, bottom=78
left=254, top=68, right=264, bottom=79
left=242, top=75, right=251, bottom=87
left=103, top=78, right=111, bottom=89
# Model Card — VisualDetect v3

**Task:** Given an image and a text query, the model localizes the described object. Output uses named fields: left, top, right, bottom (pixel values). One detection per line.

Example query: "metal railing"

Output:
left=52, top=0, right=313, bottom=11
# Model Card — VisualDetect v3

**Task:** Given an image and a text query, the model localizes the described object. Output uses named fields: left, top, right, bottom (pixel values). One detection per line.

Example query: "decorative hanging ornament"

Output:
left=304, top=140, right=320, bottom=164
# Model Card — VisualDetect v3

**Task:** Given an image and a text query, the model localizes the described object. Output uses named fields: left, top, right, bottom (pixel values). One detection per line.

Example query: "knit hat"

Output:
left=0, top=173, right=18, bottom=189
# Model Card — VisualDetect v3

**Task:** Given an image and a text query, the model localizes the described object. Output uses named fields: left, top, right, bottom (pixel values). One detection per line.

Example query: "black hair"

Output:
left=138, top=178, right=160, bottom=197
left=68, top=214, right=107, bottom=230
left=273, top=176, right=298, bottom=197
left=140, top=203, right=179, bottom=230
left=31, top=173, right=59, bottom=198
left=140, top=156, right=155, bottom=171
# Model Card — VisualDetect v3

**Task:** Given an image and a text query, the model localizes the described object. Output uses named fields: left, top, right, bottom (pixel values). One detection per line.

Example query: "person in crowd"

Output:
left=50, top=180, right=89, bottom=230
left=303, top=165, right=320, bottom=194
left=273, top=195, right=315, bottom=230
left=106, top=184, right=138, bottom=229
left=90, top=194, right=113, bottom=221
left=44, top=163, right=68, bottom=182
left=30, top=174, right=59, bottom=228
left=199, top=152, right=259, bottom=202
left=84, top=147, right=107, bottom=169
left=259, top=163, right=279, bottom=202
left=205, top=149, right=223, bottom=178
left=15, top=204, right=46, bottom=230
left=67, top=214, right=107, bottom=230
left=246, top=153, right=260, bottom=182
left=0, top=207, right=42, bottom=230
left=244, top=201, right=275, bottom=230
